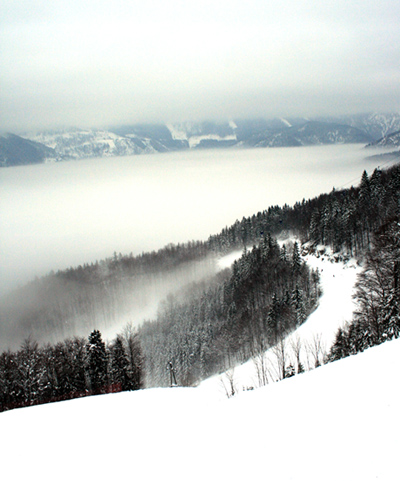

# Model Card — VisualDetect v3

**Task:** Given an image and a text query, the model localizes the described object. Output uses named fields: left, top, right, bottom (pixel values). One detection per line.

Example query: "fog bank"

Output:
left=0, top=144, right=391, bottom=296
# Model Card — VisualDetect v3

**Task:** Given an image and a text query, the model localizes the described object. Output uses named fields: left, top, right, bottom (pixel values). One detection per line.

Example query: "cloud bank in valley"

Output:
left=1, top=0, right=400, bottom=132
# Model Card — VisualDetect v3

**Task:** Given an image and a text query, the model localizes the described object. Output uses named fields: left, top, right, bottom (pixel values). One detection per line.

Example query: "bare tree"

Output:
left=221, top=368, right=237, bottom=398
left=305, top=333, right=326, bottom=369
left=272, top=338, right=287, bottom=381
left=290, top=335, right=304, bottom=373
left=253, top=351, right=269, bottom=388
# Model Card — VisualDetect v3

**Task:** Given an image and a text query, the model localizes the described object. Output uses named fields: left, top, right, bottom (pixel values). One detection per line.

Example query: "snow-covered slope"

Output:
left=202, top=249, right=362, bottom=395
left=317, top=112, right=400, bottom=141
left=1, top=247, right=398, bottom=480
left=1, top=337, right=398, bottom=481
left=367, top=130, right=400, bottom=149
left=167, top=121, right=238, bottom=148
left=26, top=129, right=154, bottom=159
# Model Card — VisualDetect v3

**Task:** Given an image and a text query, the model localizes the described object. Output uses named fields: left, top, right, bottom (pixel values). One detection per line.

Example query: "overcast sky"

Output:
left=1, top=0, right=400, bottom=132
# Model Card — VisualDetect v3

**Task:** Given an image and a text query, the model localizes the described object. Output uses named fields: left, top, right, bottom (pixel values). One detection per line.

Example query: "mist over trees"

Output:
left=140, top=238, right=320, bottom=387
left=1, top=162, right=400, bottom=410
left=0, top=241, right=215, bottom=350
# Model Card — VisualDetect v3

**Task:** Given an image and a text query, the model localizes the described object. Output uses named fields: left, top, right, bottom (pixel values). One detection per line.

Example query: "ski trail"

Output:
left=199, top=250, right=362, bottom=396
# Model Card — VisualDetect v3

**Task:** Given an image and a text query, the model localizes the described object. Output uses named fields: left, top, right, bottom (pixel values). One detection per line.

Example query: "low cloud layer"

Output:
left=1, top=0, right=400, bottom=131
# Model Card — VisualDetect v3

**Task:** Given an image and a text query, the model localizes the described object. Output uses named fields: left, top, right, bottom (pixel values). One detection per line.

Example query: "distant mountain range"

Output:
left=1, top=112, right=400, bottom=167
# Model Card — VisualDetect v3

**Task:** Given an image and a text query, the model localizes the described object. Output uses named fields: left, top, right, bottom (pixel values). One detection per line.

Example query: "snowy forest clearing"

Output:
left=1, top=336, right=398, bottom=480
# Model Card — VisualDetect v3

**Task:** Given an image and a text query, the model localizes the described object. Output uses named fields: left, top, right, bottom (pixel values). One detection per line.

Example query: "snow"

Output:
left=166, top=122, right=237, bottom=147
left=166, top=122, right=188, bottom=141
left=280, top=117, right=292, bottom=127
left=187, top=133, right=237, bottom=148
left=299, top=250, right=361, bottom=348
left=1, top=248, right=398, bottom=481
left=1, top=337, right=399, bottom=480
left=201, top=248, right=362, bottom=394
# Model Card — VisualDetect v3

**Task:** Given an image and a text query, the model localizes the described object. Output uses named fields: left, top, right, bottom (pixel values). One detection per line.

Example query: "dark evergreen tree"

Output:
left=292, top=241, right=302, bottom=276
left=86, top=330, right=108, bottom=393
left=284, top=364, right=296, bottom=378
left=328, top=327, right=349, bottom=361
left=109, top=336, right=130, bottom=391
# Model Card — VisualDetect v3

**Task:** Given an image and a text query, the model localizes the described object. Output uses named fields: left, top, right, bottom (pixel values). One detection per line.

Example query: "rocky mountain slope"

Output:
left=2, top=112, right=400, bottom=166
left=320, top=112, right=400, bottom=140
left=0, top=133, right=57, bottom=167
left=239, top=120, right=373, bottom=147
left=366, top=129, right=400, bottom=149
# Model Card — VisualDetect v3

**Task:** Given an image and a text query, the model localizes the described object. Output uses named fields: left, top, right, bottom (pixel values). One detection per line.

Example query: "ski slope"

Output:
left=205, top=248, right=362, bottom=396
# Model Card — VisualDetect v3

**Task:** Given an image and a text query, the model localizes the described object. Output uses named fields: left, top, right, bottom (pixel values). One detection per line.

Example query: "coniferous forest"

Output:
left=0, top=326, right=142, bottom=411
left=1, top=162, right=400, bottom=411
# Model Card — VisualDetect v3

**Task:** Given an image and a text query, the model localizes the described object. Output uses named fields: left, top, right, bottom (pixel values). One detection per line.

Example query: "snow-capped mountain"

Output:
left=316, top=112, right=400, bottom=141
left=26, top=129, right=156, bottom=159
left=238, top=120, right=373, bottom=147
left=366, top=129, right=400, bottom=149
left=3, top=112, right=399, bottom=167
left=166, top=118, right=374, bottom=148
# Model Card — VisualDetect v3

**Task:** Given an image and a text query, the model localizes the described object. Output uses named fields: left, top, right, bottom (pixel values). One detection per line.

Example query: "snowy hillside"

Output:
left=1, top=336, right=398, bottom=480
left=202, top=247, right=362, bottom=395
left=367, top=130, right=400, bottom=149
left=1, top=245, right=399, bottom=480
left=26, top=129, right=154, bottom=159
left=319, top=112, right=400, bottom=141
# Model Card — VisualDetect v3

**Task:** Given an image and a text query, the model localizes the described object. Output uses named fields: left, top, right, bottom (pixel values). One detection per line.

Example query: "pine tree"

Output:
left=267, top=294, right=281, bottom=343
left=109, top=336, right=130, bottom=391
left=292, top=285, right=306, bottom=326
left=292, top=241, right=302, bottom=276
left=329, top=327, right=349, bottom=361
left=86, top=330, right=108, bottom=393
left=284, top=364, right=296, bottom=378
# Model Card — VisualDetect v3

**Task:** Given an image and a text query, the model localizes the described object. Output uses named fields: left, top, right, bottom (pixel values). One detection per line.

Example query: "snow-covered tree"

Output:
left=86, top=330, right=108, bottom=393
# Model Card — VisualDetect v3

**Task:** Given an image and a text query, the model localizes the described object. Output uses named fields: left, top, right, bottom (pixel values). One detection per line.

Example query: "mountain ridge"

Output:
left=2, top=112, right=400, bottom=167
left=0, top=133, right=57, bottom=167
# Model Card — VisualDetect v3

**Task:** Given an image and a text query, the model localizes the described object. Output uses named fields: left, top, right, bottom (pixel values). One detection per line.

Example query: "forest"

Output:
left=1, top=163, right=400, bottom=411
left=0, top=326, right=142, bottom=411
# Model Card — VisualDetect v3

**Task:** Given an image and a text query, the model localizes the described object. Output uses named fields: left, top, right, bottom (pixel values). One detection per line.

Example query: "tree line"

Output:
left=0, top=240, right=216, bottom=350
left=328, top=217, right=400, bottom=362
left=0, top=326, right=142, bottom=412
left=140, top=237, right=320, bottom=387
left=207, top=164, right=400, bottom=256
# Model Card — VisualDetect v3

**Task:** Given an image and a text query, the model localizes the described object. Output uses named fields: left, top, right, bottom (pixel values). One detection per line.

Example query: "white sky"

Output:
left=1, top=0, right=400, bottom=131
